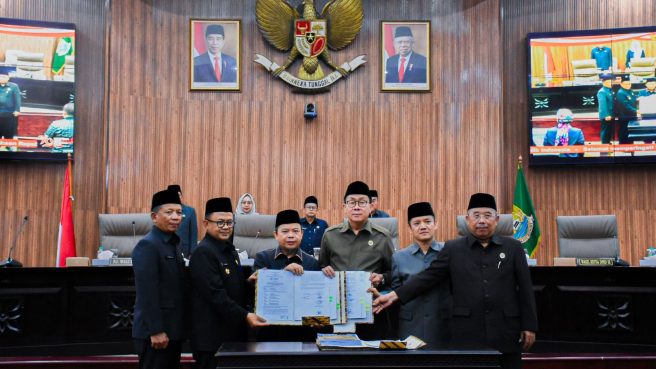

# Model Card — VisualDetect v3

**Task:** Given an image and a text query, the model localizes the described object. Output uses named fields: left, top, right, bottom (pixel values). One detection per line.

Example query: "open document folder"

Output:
left=254, top=269, right=374, bottom=326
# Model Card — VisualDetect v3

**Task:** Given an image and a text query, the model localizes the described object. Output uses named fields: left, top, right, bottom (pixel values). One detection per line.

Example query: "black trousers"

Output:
left=600, top=119, right=613, bottom=144
left=0, top=114, right=17, bottom=139
left=134, top=339, right=182, bottom=369
left=500, top=352, right=522, bottom=369
left=617, top=119, right=631, bottom=144
left=193, top=350, right=218, bottom=369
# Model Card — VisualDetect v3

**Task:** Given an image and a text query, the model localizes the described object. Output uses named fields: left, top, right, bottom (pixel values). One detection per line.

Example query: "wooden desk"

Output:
left=1, top=266, right=656, bottom=356
left=217, top=342, right=500, bottom=369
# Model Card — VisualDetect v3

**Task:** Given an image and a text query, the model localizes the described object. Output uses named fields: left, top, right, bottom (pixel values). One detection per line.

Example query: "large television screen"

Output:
left=527, top=26, right=656, bottom=165
left=0, top=17, right=75, bottom=161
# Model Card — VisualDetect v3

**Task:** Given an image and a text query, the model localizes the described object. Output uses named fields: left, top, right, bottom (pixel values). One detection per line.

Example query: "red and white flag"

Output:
left=56, top=156, right=76, bottom=267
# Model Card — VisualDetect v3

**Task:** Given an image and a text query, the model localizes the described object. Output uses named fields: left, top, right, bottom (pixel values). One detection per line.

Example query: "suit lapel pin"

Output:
left=499, top=253, right=506, bottom=259
left=225, top=268, right=231, bottom=275
left=368, top=240, right=374, bottom=246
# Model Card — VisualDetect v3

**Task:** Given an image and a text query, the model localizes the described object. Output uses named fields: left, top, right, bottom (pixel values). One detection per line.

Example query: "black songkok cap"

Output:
left=620, top=75, right=631, bottom=82
left=600, top=73, right=614, bottom=81
left=369, top=189, right=379, bottom=198
left=276, top=209, right=301, bottom=228
left=394, top=26, right=413, bottom=38
left=206, top=24, right=224, bottom=37
left=407, top=202, right=435, bottom=222
left=304, top=196, right=318, bottom=206
left=151, top=189, right=181, bottom=210
left=205, top=197, right=233, bottom=215
left=344, top=181, right=370, bottom=201
left=467, top=193, right=497, bottom=211
left=167, top=184, right=182, bottom=193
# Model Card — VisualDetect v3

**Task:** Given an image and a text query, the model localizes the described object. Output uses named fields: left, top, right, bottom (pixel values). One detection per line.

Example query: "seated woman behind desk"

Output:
left=236, top=192, right=259, bottom=215
left=248, top=210, right=328, bottom=341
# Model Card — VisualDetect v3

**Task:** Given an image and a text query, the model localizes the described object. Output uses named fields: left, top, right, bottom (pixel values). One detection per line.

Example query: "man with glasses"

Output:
left=372, top=193, right=537, bottom=369
left=189, top=197, right=267, bottom=369
left=132, top=189, right=188, bottom=369
left=320, top=181, right=395, bottom=339
left=369, top=189, right=390, bottom=218
left=300, top=196, right=329, bottom=255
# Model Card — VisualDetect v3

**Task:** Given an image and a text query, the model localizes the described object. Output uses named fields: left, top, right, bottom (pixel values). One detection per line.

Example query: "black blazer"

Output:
left=189, top=234, right=249, bottom=352
left=132, top=227, right=188, bottom=341
left=395, top=235, right=538, bottom=353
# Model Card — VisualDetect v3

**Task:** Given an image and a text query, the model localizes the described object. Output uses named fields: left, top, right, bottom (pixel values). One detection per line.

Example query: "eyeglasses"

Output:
left=207, top=219, right=235, bottom=228
left=345, top=200, right=369, bottom=208
left=305, top=205, right=317, bottom=210
left=468, top=212, right=496, bottom=221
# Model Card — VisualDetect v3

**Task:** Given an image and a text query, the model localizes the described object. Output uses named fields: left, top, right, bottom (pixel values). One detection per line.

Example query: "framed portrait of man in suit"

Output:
left=381, top=21, right=431, bottom=92
left=190, top=19, right=241, bottom=91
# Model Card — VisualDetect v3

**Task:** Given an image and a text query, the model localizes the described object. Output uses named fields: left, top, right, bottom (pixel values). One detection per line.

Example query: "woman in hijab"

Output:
left=236, top=193, right=259, bottom=215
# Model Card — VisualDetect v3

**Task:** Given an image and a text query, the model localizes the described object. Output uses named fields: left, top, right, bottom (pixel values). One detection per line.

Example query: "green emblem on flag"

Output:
left=52, top=37, right=74, bottom=74
left=512, top=160, right=541, bottom=257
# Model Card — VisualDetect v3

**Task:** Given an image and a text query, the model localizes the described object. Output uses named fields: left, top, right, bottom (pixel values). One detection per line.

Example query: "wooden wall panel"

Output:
left=0, top=0, right=106, bottom=267
left=105, top=0, right=503, bottom=250
left=501, top=0, right=656, bottom=265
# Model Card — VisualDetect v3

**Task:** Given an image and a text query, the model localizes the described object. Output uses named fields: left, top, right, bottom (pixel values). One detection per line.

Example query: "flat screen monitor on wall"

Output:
left=0, top=17, right=75, bottom=161
left=527, top=26, right=656, bottom=165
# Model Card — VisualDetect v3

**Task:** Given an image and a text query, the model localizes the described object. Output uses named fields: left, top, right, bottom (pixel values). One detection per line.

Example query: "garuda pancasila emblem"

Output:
left=254, top=0, right=366, bottom=91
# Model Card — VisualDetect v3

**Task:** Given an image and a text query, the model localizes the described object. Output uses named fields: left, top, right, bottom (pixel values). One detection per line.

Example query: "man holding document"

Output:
left=251, top=209, right=320, bottom=276
left=189, top=197, right=267, bottom=369
left=320, top=181, right=395, bottom=339
left=250, top=209, right=325, bottom=341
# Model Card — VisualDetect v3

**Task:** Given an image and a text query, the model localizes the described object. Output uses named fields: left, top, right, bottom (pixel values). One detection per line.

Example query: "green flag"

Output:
left=512, top=161, right=541, bottom=257
left=52, top=36, right=74, bottom=75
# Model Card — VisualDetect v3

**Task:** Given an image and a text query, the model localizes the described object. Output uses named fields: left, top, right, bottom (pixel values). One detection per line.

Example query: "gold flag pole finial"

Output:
left=517, top=155, right=523, bottom=169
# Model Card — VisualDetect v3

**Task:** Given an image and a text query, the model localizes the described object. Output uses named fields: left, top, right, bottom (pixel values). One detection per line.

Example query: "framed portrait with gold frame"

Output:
left=190, top=19, right=241, bottom=91
left=381, top=21, right=431, bottom=92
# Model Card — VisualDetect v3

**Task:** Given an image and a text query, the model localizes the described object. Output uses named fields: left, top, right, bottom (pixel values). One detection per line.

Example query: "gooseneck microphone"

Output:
left=132, top=221, right=137, bottom=243
left=1, top=215, right=28, bottom=268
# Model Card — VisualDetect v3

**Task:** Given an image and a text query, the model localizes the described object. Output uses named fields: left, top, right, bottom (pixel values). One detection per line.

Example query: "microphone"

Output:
left=1, top=215, right=28, bottom=268
left=255, top=230, right=261, bottom=240
left=132, top=221, right=137, bottom=243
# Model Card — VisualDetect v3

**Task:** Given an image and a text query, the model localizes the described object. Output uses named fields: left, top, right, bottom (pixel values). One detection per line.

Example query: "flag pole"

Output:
left=67, top=153, right=74, bottom=204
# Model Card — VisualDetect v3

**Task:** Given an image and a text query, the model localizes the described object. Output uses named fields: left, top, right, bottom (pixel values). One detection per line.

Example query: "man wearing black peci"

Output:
left=132, top=189, right=188, bottom=369
left=167, top=184, right=198, bottom=258
left=615, top=75, right=640, bottom=144
left=189, top=197, right=267, bottom=369
left=372, top=193, right=537, bottom=369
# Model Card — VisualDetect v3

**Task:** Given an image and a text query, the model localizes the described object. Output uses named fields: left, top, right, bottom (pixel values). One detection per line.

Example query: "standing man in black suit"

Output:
left=614, top=75, right=641, bottom=144
left=385, top=26, right=427, bottom=83
left=189, top=197, right=267, bottom=369
left=167, top=184, right=198, bottom=258
left=132, top=189, right=189, bottom=369
left=193, top=24, right=237, bottom=83
left=372, top=193, right=538, bottom=369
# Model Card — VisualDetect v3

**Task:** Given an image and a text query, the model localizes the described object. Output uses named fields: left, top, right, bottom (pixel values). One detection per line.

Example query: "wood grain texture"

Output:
left=2, top=0, right=655, bottom=266
left=103, top=0, right=502, bottom=255
left=0, top=0, right=106, bottom=267
left=501, top=0, right=656, bottom=265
